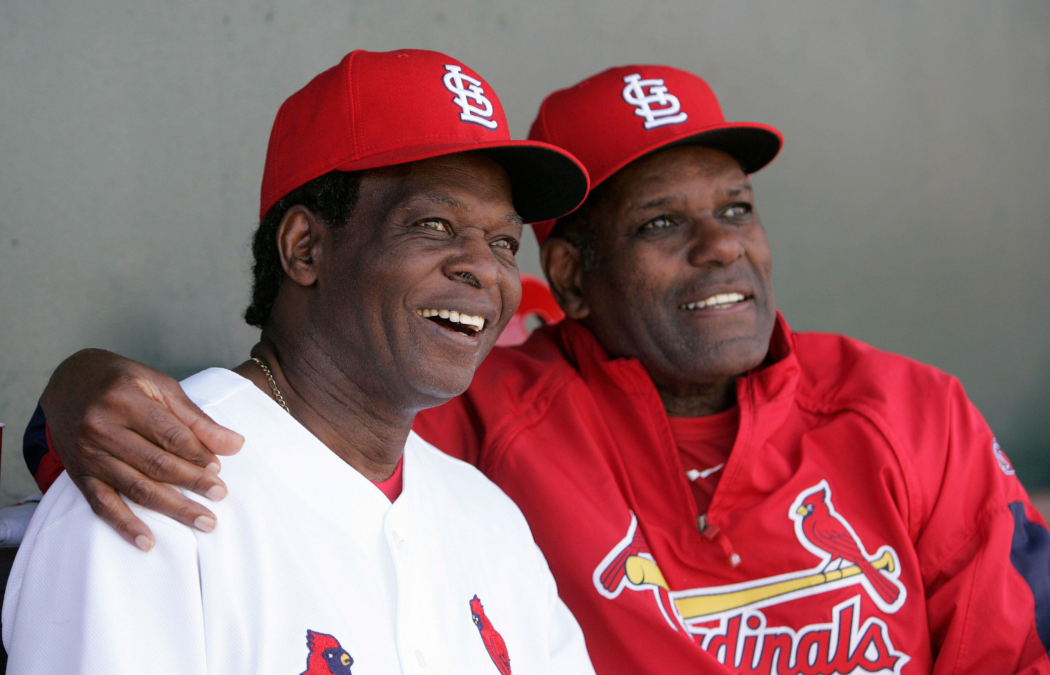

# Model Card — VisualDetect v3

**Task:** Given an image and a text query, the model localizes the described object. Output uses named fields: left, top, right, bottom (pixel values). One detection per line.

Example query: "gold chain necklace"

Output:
left=251, top=357, right=291, bottom=415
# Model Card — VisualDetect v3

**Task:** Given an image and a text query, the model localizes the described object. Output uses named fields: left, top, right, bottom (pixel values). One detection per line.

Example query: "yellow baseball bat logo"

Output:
left=625, top=550, right=895, bottom=622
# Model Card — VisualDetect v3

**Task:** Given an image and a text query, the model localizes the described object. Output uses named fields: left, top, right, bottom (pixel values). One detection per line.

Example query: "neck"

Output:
left=656, top=377, right=737, bottom=418
left=234, top=335, right=411, bottom=482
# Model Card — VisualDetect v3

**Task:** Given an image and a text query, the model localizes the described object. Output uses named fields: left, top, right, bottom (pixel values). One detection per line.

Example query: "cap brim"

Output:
left=477, top=143, right=590, bottom=224
left=595, top=121, right=783, bottom=187
left=530, top=122, right=782, bottom=243
left=334, top=140, right=589, bottom=224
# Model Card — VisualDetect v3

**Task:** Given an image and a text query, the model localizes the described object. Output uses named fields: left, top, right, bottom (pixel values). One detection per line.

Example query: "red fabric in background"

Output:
left=35, top=425, right=65, bottom=493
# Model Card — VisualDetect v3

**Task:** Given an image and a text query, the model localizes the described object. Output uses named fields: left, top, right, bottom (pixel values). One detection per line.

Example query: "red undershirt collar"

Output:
left=372, top=456, right=404, bottom=502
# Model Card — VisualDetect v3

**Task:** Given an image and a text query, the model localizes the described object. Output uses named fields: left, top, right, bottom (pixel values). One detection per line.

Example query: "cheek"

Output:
left=498, top=267, right=523, bottom=325
left=374, top=247, right=437, bottom=296
left=589, top=249, right=672, bottom=324
left=746, top=229, right=774, bottom=277
left=330, top=250, right=423, bottom=341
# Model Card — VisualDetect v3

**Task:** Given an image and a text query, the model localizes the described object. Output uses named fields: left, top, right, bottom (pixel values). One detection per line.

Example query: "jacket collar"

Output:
left=552, top=312, right=802, bottom=568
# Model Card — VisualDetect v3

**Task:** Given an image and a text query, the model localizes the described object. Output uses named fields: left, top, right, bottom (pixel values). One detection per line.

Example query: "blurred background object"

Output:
left=0, top=495, right=41, bottom=548
left=496, top=275, right=565, bottom=347
left=0, top=1, right=1048, bottom=508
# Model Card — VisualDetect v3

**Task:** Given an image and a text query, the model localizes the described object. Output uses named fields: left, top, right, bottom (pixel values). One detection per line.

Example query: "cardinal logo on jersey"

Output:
left=621, top=73, right=689, bottom=129
left=470, top=595, right=512, bottom=675
left=790, top=481, right=905, bottom=612
left=300, top=630, right=354, bottom=675
left=592, top=482, right=910, bottom=673
left=443, top=65, right=498, bottom=130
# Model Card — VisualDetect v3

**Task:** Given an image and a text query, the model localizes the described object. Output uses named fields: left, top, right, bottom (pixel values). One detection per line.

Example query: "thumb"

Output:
left=164, top=387, right=244, bottom=457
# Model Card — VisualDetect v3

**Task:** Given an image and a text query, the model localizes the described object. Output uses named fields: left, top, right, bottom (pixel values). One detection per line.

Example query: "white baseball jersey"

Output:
left=2, top=368, right=595, bottom=675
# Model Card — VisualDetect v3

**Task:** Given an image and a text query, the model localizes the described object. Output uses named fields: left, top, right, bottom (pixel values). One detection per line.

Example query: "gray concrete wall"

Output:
left=1, top=1, right=1048, bottom=505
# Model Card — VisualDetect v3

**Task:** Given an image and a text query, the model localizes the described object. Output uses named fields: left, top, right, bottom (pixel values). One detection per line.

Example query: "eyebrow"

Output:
left=630, top=195, right=681, bottom=212
left=628, top=182, right=754, bottom=211
left=395, top=191, right=523, bottom=227
left=408, top=192, right=467, bottom=209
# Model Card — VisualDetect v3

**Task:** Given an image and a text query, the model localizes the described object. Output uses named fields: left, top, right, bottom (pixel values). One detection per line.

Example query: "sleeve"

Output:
left=412, top=395, right=485, bottom=467
left=2, top=480, right=207, bottom=674
left=533, top=538, right=596, bottom=675
left=909, top=378, right=1050, bottom=674
left=23, top=402, right=65, bottom=492
left=547, top=594, right=597, bottom=675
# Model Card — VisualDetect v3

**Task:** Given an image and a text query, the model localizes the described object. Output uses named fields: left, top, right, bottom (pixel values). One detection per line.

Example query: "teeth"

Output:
left=679, top=292, right=747, bottom=311
left=415, top=308, right=486, bottom=332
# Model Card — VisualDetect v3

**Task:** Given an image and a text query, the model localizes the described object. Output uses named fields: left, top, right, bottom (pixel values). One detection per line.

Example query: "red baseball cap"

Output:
left=528, top=64, right=783, bottom=241
left=260, top=49, right=589, bottom=224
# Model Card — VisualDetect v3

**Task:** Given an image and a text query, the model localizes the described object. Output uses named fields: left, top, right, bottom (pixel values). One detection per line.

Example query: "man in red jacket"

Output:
left=25, top=65, right=1050, bottom=673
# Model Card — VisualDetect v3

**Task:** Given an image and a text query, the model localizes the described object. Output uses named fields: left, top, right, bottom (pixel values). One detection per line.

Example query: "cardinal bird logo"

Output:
left=790, top=481, right=906, bottom=613
left=300, top=630, right=354, bottom=675
left=470, top=595, right=512, bottom=675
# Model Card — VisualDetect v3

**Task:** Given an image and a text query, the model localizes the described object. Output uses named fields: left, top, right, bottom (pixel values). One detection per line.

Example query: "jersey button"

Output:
left=415, top=649, right=427, bottom=667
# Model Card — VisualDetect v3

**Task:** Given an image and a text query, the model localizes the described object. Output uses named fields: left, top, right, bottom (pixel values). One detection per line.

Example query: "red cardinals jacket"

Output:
left=412, top=313, right=1050, bottom=675
left=26, top=314, right=1050, bottom=673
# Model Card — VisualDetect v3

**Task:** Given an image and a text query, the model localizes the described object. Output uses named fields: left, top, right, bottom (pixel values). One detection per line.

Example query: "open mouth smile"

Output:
left=679, top=292, right=751, bottom=311
left=416, top=308, right=487, bottom=336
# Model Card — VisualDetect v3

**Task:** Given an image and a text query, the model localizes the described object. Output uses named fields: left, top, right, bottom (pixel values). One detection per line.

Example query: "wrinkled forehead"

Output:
left=361, top=153, right=519, bottom=219
left=580, top=145, right=748, bottom=220
left=611, top=145, right=748, bottom=197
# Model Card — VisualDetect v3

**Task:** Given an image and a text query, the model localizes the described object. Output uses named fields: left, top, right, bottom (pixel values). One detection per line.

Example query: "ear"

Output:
left=276, top=206, right=324, bottom=288
left=541, top=237, right=589, bottom=320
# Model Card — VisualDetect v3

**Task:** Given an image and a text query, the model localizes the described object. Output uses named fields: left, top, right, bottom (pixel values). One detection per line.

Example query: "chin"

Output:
left=682, top=337, right=770, bottom=380
left=402, top=361, right=479, bottom=407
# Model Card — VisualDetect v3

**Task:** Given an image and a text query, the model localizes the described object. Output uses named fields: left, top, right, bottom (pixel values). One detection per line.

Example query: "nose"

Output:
left=686, top=215, right=745, bottom=268
left=442, top=231, right=501, bottom=289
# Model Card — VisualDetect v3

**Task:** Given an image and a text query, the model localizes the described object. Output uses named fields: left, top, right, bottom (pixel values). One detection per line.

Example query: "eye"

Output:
left=723, top=203, right=752, bottom=218
left=417, top=218, right=450, bottom=233
left=639, top=215, right=675, bottom=232
left=491, top=237, right=519, bottom=254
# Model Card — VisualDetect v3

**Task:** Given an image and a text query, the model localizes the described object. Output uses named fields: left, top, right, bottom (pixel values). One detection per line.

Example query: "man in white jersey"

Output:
left=2, top=48, right=595, bottom=675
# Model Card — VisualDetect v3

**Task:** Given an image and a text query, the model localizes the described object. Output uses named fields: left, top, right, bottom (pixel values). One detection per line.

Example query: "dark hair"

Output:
left=546, top=181, right=611, bottom=271
left=244, top=170, right=361, bottom=327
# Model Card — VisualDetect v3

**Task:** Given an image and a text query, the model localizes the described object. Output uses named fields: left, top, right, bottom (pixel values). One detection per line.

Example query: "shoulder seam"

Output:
left=479, top=369, right=580, bottom=472
left=923, top=498, right=1014, bottom=582
left=794, top=392, right=923, bottom=541
left=182, top=369, right=256, bottom=411
left=36, top=489, right=197, bottom=545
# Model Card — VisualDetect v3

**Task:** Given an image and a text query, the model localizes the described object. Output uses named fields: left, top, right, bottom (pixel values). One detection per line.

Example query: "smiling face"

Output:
left=281, top=152, right=522, bottom=412
left=551, top=145, right=776, bottom=394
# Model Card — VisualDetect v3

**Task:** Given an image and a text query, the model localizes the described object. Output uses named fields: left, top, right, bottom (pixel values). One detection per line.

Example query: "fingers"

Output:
left=39, top=350, right=235, bottom=551
left=162, top=386, right=244, bottom=458
left=101, top=424, right=229, bottom=503
left=81, top=455, right=220, bottom=535
left=77, top=476, right=156, bottom=551
left=130, top=402, right=222, bottom=471
left=131, top=374, right=243, bottom=469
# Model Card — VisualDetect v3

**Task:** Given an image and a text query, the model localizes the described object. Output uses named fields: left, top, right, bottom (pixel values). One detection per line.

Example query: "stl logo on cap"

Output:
left=443, top=65, right=498, bottom=130
left=621, top=73, right=688, bottom=130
